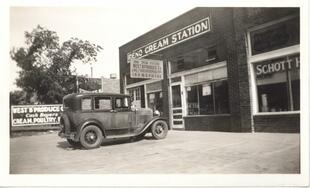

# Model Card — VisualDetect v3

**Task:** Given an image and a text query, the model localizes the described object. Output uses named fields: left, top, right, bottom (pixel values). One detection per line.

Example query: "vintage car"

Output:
left=58, top=93, right=169, bottom=149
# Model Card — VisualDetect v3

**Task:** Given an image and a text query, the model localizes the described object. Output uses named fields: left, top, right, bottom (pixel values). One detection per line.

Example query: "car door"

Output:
left=110, top=96, right=133, bottom=136
left=92, top=96, right=113, bottom=134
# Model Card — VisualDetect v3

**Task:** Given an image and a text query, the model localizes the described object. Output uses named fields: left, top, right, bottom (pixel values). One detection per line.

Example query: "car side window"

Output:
left=115, top=97, right=130, bottom=111
left=94, top=97, right=112, bottom=110
left=81, top=98, right=92, bottom=110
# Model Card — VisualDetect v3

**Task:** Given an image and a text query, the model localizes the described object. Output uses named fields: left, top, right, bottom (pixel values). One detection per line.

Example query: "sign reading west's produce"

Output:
left=11, top=104, right=63, bottom=126
left=130, top=58, right=163, bottom=79
left=127, top=17, right=211, bottom=62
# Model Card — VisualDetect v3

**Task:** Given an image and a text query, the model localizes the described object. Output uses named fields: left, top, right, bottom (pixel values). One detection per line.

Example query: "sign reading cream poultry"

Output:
left=127, top=17, right=211, bottom=62
left=11, top=104, right=63, bottom=126
left=130, top=58, right=163, bottom=79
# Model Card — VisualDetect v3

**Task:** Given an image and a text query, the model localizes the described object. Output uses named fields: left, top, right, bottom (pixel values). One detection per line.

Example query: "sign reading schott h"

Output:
left=255, top=54, right=300, bottom=76
left=11, top=104, right=63, bottom=126
left=130, top=58, right=163, bottom=79
left=127, top=17, right=211, bottom=62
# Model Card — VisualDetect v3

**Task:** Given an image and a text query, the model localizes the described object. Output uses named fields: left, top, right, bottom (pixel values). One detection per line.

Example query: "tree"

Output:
left=9, top=90, right=27, bottom=105
left=11, top=25, right=102, bottom=104
left=79, top=77, right=101, bottom=92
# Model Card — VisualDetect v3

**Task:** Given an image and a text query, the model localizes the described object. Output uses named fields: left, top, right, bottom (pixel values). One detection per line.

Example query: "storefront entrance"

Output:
left=170, top=83, right=184, bottom=129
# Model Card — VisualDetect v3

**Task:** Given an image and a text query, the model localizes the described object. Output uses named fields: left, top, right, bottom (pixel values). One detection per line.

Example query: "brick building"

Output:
left=119, top=7, right=300, bottom=132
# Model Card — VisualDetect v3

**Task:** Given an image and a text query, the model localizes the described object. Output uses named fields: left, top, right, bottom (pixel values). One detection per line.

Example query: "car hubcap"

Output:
left=85, top=131, right=97, bottom=144
left=155, top=124, right=164, bottom=135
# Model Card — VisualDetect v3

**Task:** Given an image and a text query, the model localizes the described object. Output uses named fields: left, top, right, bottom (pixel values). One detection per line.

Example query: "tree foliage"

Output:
left=79, top=77, right=101, bottom=91
left=11, top=25, right=102, bottom=104
left=10, top=90, right=27, bottom=105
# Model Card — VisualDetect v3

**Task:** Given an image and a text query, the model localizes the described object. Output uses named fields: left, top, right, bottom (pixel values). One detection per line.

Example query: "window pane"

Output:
left=257, top=80, right=288, bottom=112
left=115, top=98, right=122, bottom=108
left=186, top=86, right=199, bottom=115
left=94, top=97, right=111, bottom=110
left=115, top=97, right=130, bottom=109
left=147, top=92, right=163, bottom=114
left=291, top=66, right=300, bottom=110
left=136, top=88, right=141, bottom=100
left=81, top=98, right=92, bottom=110
left=124, top=97, right=129, bottom=108
left=255, top=54, right=300, bottom=112
left=256, top=62, right=288, bottom=112
left=198, top=84, right=214, bottom=114
left=128, top=89, right=134, bottom=101
left=172, top=85, right=182, bottom=108
left=214, top=81, right=230, bottom=114
left=250, top=17, right=299, bottom=55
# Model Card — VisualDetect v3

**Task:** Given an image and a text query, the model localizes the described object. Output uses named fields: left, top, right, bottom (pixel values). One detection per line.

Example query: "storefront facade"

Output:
left=119, top=7, right=300, bottom=132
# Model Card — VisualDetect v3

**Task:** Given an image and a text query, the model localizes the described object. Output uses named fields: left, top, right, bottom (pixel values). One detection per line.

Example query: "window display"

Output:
left=255, top=54, right=300, bottom=112
left=186, top=80, right=229, bottom=115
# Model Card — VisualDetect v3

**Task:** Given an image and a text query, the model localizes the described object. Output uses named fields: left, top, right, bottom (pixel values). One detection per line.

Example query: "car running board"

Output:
left=106, top=134, right=139, bottom=139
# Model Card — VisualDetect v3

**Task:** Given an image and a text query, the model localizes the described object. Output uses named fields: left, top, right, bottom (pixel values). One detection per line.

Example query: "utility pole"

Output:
left=90, top=62, right=93, bottom=78
left=74, top=67, right=79, bottom=93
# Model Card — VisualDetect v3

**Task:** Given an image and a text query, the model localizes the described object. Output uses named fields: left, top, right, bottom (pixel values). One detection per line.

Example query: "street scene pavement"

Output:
left=10, top=130, right=300, bottom=174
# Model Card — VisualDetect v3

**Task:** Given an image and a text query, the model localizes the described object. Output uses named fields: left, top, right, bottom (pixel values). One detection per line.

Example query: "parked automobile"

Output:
left=58, top=93, right=169, bottom=149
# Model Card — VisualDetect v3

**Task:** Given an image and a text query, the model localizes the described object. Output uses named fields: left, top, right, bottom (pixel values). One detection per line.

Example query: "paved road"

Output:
left=10, top=130, right=300, bottom=174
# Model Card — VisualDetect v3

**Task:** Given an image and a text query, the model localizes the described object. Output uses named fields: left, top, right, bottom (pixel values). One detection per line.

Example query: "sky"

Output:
left=9, top=5, right=191, bottom=91
left=8, top=0, right=307, bottom=92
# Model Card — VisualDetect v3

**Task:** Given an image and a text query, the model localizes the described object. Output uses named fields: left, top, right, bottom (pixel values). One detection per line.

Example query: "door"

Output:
left=110, top=96, right=133, bottom=136
left=170, top=84, right=184, bottom=129
left=92, top=96, right=114, bottom=135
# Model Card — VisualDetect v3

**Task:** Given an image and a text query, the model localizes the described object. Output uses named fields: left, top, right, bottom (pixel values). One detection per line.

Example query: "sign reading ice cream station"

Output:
left=127, top=17, right=211, bottom=62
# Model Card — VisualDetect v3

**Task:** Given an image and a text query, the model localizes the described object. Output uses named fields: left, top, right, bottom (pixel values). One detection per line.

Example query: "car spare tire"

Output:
left=80, top=125, right=103, bottom=149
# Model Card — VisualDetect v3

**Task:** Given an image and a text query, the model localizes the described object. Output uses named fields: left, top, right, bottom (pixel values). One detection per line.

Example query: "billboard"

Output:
left=130, top=58, right=163, bottom=79
left=11, top=104, right=63, bottom=126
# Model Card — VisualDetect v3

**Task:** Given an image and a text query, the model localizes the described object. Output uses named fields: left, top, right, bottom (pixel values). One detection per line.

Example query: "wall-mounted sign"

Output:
left=130, top=58, right=163, bottom=79
left=127, top=17, right=211, bottom=63
left=11, top=104, right=63, bottom=126
left=255, top=54, right=300, bottom=76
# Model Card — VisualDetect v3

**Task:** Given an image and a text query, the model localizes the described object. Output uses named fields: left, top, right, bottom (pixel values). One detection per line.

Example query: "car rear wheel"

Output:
left=80, top=125, right=103, bottom=149
left=66, top=138, right=81, bottom=148
left=151, top=120, right=168, bottom=139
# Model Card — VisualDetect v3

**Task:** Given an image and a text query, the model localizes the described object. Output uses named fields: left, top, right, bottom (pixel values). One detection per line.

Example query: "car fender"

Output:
left=60, top=113, right=71, bottom=133
left=138, top=117, right=169, bottom=135
left=76, top=119, right=107, bottom=140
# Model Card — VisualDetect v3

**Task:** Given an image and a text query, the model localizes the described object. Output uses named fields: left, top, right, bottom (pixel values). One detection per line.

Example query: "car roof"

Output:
left=64, top=92, right=130, bottom=100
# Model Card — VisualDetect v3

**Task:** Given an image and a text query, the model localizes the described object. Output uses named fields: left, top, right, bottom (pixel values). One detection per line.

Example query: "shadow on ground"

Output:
left=57, top=134, right=156, bottom=150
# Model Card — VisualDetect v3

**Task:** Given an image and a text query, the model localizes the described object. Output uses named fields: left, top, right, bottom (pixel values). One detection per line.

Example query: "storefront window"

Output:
left=255, top=54, right=300, bottom=112
left=170, top=47, right=220, bottom=73
left=186, top=80, right=229, bottom=115
left=198, top=84, right=214, bottom=115
left=214, top=81, right=230, bottom=114
left=127, top=87, right=144, bottom=108
left=250, top=16, right=299, bottom=55
left=147, top=91, right=163, bottom=114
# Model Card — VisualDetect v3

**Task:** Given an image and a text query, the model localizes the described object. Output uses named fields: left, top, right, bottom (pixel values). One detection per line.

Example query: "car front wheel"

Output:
left=151, top=120, right=168, bottom=139
left=80, top=125, right=103, bottom=149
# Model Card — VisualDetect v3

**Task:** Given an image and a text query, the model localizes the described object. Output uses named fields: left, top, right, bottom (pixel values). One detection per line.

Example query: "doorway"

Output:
left=170, top=84, right=184, bottom=129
